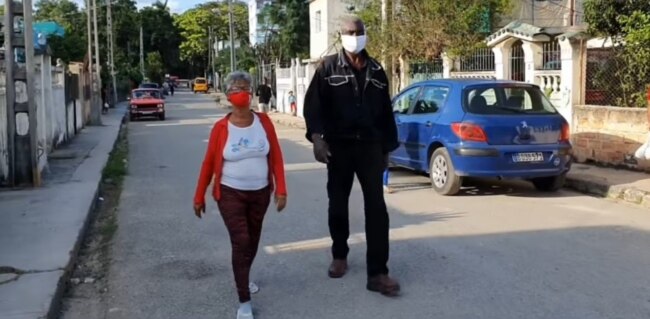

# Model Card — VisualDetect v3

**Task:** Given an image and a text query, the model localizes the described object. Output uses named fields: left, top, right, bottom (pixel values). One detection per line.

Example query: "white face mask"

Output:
left=341, top=35, right=367, bottom=54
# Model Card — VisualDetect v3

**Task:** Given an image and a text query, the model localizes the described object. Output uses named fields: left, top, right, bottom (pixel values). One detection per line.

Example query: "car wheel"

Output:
left=159, top=112, right=165, bottom=121
left=429, top=148, right=462, bottom=195
left=129, top=114, right=135, bottom=121
left=531, top=173, right=566, bottom=192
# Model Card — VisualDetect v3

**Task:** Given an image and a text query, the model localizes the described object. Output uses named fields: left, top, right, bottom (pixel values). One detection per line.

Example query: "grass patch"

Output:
left=102, top=126, right=128, bottom=184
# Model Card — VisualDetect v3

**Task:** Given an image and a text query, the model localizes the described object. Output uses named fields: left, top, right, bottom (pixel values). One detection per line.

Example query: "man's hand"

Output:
left=193, top=203, right=205, bottom=219
left=275, top=195, right=287, bottom=212
left=312, top=134, right=331, bottom=164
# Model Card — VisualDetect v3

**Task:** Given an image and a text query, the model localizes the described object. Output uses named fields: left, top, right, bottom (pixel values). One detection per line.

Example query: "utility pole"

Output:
left=208, top=26, right=212, bottom=79
left=86, top=0, right=100, bottom=125
left=92, top=0, right=102, bottom=107
left=569, top=0, right=575, bottom=26
left=107, top=0, right=117, bottom=105
left=228, top=0, right=236, bottom=73
left=4, top=0, right=40, bottom=186
left=139, top=26, right=145, bottom=79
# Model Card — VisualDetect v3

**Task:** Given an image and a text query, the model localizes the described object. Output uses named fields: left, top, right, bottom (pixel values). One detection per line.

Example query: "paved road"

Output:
left=105, top=90, right=650, bottom=319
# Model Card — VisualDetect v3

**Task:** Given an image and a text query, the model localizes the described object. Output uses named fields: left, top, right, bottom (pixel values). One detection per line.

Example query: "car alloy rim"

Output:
left=432, top=155, right=448, bottom=188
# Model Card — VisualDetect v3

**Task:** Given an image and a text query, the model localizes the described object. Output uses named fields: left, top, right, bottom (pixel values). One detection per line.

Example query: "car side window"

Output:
left=413, top=86, right=449, bottom=114
left=392, top=87, right=420, bottom=115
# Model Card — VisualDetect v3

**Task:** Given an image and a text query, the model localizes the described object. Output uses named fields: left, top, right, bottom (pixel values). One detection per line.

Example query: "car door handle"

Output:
left=425, top=121, right=432, bottom=127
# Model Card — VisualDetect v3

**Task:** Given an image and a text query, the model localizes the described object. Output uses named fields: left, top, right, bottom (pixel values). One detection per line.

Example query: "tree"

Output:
left=583, top=0, right=650, bottom=107
left=146, top=51, right=164, bottom=83
left=34, top=0, right=87, bottom=63
left=356, top=0, right=511, bottom=61
left=175, top=1, right=249, bottom=76
left=259, top=0, right=310, bottom=61
left=140, top=2, right=182, bottom=74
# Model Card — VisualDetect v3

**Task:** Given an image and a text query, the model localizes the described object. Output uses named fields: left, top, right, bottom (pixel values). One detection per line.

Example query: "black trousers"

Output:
left=327, top=140, right=389, bottom=277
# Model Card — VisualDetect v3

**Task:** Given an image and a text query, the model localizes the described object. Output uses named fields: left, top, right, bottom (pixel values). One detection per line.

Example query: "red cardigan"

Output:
left=194, top=112, right=287, bottom=205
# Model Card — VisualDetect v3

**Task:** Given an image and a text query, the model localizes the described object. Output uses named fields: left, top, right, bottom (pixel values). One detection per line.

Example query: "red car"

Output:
left=129, top=88, right=165, bottom=121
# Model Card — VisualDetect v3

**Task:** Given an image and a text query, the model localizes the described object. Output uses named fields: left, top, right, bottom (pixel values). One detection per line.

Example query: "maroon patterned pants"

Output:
left=217, top=185, right=271, bottom=303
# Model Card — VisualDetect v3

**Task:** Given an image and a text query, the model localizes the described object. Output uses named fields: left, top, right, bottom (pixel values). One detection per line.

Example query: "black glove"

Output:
left=312, top=134, right=331, bottom=164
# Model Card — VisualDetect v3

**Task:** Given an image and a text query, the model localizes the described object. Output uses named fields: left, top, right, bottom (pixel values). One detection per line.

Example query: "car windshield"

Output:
left=140, top=83, right=158, bottom=88
left=133, top=90, right=161, bottom=99
left=463, top=85, right=558, bottom=115
left=195, top=79, right=206, bottom=84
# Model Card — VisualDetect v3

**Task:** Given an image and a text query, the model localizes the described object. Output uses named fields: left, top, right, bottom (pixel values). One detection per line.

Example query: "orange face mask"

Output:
left=228, top=91, right=251, bottom=108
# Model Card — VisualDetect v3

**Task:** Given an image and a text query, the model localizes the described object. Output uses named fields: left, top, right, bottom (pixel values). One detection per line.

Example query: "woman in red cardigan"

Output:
left=193, top=71, right=287, bottom=319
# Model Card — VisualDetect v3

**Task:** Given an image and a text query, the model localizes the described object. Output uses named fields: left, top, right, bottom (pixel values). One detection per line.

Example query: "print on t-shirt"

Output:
left=231, top=137, right=266, bottom=153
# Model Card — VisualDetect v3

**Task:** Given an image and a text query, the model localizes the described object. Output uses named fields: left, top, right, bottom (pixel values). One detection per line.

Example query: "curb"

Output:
left=565, top=175, right=650, bottom=208
left=47, top=105, right=128, bottom=319
left=269, top=115, right=306, bottom=130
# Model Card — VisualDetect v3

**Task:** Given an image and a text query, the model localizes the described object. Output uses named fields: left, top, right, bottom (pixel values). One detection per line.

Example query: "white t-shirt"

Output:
left=221, top=114, right=270, bottom=190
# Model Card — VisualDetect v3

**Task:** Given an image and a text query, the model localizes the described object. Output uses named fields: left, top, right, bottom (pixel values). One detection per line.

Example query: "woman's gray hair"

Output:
left=225, top=71, right=253, bottom=91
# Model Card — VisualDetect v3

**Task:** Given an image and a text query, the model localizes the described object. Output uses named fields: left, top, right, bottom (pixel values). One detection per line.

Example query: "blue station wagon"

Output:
left=389, top=79, right=572, bottom=195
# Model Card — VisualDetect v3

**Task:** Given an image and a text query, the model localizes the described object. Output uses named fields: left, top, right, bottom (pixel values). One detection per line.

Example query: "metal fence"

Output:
left=409, top=60, right=443, bottom=84
left=458, top=47, right=495, bottom=72
left=584, top=47, right=643, bottom=107
left=542, top=39, right=561, bottom=70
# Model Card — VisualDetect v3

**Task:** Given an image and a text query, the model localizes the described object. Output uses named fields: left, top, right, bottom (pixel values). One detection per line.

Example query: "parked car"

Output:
left=128, top=88, right=165, bottom=121
left=193, top=77, right=208, bottom=94
left=389, top=79, right=572, bottom=195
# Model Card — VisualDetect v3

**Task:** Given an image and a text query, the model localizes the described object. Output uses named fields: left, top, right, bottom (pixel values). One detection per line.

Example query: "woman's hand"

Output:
left=193, top=203, right=205, bottom=219
left=275, top=195, right=287, bottom=212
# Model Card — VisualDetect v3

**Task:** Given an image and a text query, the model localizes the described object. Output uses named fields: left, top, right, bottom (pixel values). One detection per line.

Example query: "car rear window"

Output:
left=133, top=90, right=161, bottom=99
left=140, top=83, right=158, bottom=88
left=464, top=85, right=558, bottom=115
left=195, top=79, right=206, bottom=84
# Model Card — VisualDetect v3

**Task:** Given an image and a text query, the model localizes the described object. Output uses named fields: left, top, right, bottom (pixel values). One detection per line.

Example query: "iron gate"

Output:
left=510, top=40, right=525, bottom=81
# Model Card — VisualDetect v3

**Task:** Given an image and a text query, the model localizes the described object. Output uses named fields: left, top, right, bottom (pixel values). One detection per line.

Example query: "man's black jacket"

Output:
left=303, top=49, right=398, bottom=154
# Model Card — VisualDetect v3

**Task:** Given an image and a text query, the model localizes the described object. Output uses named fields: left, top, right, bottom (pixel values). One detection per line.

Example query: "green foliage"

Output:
left=583, top=0, right=650, bottom=107
left=175, top=1, right=249, bottom=76
left=355, top=0, right=511, bottom=60
left=146, top=52, right=165, bottom=84
left=258, top=0, right=310, bottom=61
left=34, top=0, right=87, bottom=62
left=140, top=3, right=182, bottom=74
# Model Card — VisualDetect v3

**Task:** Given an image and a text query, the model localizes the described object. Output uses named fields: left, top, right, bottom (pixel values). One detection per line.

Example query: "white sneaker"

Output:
left=249, top=282, right=259, bottom=294
left=236, top=308, right=254, bottom=319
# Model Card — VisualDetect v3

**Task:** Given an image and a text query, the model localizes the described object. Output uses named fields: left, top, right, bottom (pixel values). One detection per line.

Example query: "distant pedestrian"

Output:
left=288, top=90, right=297, bottom=116
left=303, top=15, right=400, bottom=296
left=169, top=81, right=175, bottom=96
left=383, top=168, right=393, bottom=193
left=193, top=71, right=287, bottom=319
left=256, top=77, right=272, bottom=113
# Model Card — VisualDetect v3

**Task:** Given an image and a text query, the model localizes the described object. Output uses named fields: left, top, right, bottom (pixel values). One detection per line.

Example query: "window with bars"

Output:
left=542, top=39, right=561, bottom=70
left=459, top=47, right=495, bottom=72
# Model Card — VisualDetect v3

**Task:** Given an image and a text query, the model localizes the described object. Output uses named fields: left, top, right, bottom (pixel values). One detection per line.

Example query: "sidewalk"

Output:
left=268, top=112, right=650, bottom=208
left=0, top=105, right=126, bottom=319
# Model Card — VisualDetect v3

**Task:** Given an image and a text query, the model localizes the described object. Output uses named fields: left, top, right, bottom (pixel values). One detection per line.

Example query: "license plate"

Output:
left=141, top=111, right=155, bottom=115
left=512, top=152, right=544, bottom=162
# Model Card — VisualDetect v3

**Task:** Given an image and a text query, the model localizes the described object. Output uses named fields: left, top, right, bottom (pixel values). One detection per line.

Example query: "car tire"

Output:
left=531, top=173, right=566, bottom=192
left=429, top=148, right=462, bottom=195
left=159, top=112, right=165, bottom=121
left=129, top=114, right=135, bottom=122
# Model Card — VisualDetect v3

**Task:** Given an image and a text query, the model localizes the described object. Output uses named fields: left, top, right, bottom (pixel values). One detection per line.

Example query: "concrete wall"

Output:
left=0, top=55, right=78, bottom=185
left=572, top=105, right=650, bottom=170
left=309, top=0, right=348, bottom=60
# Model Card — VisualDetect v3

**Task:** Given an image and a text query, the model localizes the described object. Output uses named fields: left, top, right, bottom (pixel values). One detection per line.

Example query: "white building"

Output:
left=248, top=0, right=273, bottom=46
left=308, top=0, right=355, bottom=60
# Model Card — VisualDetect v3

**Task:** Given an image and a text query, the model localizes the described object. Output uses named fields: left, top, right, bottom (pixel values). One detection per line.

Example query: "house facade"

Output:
left=248, top=0, right=273, bottom=46
left=308, top=0, right=354, bottom=60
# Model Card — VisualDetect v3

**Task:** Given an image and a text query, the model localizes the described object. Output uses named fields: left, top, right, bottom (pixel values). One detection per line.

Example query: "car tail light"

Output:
left=560, top=123, right=570, bottom=142
left=451, top=123, right=487, bottom=142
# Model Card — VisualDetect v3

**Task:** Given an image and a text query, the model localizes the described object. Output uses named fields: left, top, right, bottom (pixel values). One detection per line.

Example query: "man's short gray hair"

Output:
left=225, top=71, right=253, bottom=91
left=339, top=15, right=364, bottom=32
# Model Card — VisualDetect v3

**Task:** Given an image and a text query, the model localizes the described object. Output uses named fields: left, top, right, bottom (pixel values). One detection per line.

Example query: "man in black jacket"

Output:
left=303, top=15, right=400, bottom=297
left=256, top=78, right=273, bottom=113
